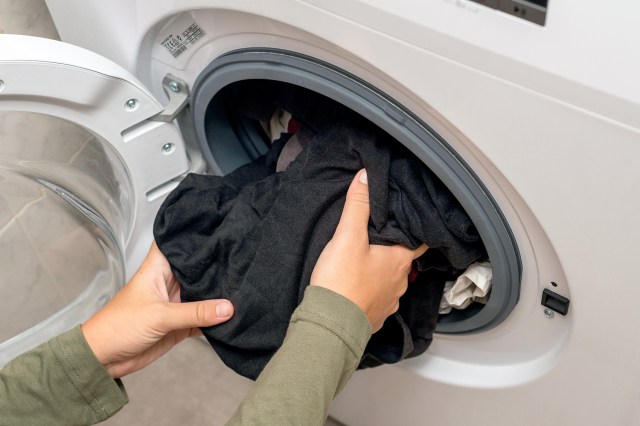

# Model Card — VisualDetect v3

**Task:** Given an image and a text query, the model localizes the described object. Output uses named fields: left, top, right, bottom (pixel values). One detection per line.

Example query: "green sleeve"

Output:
left=227, top=286, right=372, bottom=426
left=0, top=325, right=128, bottom=425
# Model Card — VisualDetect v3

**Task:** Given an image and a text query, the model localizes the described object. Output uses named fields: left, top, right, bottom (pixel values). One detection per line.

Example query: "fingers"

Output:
left=162, top=299, right=234, bottom=331
left=380, top=243, right=428, bottom=264
left=143, top=242, right=166, bottom=268
left=137, top=241, right=174, bottom=285
left=334, top=169, right=370, bottom=241
left=412, top=243, right=429, bottom=259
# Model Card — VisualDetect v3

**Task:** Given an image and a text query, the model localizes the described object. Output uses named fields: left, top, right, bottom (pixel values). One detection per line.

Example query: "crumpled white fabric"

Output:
left=261, top=109, right=292, bottom=142
left=439, top=262, right=492, bottom=314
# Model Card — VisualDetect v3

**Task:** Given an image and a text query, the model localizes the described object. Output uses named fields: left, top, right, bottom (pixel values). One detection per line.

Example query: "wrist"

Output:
left=81, top=319, right=114, bottom=376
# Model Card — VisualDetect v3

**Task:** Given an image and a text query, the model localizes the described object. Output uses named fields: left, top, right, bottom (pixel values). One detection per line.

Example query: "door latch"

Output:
left=541, top=288, right=570, bottom=316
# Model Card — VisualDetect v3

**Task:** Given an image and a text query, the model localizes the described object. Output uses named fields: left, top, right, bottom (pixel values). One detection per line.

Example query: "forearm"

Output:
left=227, top=286, right=372, bottom=426
left=0, top=326, right=128, bottom=425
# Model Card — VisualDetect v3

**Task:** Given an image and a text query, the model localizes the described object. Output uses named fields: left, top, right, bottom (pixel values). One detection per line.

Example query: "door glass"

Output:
left=0, top=112, right=131, bottom=364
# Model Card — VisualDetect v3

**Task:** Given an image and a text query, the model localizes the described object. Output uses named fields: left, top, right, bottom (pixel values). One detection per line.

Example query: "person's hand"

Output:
left=81, top=243, right=234, bottom=379
left=310, top=169, right=428, bottom=332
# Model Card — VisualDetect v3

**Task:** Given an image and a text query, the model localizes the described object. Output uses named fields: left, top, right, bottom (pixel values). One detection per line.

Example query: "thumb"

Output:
left=161, top=299, right=234, bottom=331
left=334, top=169, right=370, bottom=240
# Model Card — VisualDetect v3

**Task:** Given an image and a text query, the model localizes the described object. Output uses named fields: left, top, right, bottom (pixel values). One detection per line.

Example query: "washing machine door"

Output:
left=0, top=35, right=190, bottom=365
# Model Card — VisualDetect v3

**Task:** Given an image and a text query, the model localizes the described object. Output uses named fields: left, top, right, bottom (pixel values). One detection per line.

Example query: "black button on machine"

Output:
left=541, top=288, right=570, bottom=316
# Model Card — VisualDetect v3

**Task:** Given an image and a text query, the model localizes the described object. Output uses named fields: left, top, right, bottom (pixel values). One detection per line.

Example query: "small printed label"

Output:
left=159, top=15, right=206, bottom=59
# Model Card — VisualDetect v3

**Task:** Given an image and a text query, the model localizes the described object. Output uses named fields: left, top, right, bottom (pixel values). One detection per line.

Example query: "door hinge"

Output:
left=151, top=74, right=189, bottom=122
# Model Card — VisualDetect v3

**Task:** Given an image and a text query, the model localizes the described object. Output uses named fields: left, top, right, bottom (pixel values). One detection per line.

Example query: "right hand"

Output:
left=310, top=169, right=428, bottom=332
left=82, top=243, right=234, bottom=379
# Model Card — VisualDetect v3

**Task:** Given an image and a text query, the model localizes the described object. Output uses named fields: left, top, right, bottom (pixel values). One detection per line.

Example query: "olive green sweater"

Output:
left=0, top=286, right=371, bottom=425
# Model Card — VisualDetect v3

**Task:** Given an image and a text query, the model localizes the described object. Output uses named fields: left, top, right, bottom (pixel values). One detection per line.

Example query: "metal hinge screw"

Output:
left=125, top=98, right=138, bottom=111
left=168, top=80, right=181, bottom=93
left=161, top=143, right=175, bottom=155
left=543, top=308, right=555, bottom=319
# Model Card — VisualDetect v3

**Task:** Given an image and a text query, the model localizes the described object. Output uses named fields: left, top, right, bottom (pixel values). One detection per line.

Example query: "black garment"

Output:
left=360, top=270, right=448, bottom=368
left=154, top=118, right=486, bottom=380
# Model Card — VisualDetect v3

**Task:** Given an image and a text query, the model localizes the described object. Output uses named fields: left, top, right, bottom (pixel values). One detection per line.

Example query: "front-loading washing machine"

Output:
left=2, top=0, right=639, bottom=424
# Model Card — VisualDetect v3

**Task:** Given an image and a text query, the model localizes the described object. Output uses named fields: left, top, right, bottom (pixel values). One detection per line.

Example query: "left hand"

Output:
left=81, top=242, right=234, bottom=379
left=310, top=169, right=427, bottom=332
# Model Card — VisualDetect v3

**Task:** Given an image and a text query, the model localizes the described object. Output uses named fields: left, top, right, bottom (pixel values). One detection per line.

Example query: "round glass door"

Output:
left=0, top=111, right=132, bottom=365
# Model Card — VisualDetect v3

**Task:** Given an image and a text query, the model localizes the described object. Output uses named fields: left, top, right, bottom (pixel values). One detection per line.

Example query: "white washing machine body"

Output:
left=5, top=0, right=640, bottom=423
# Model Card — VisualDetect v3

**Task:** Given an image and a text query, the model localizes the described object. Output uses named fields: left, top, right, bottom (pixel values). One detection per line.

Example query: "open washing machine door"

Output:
left=0, top=35, right=190, bottom=365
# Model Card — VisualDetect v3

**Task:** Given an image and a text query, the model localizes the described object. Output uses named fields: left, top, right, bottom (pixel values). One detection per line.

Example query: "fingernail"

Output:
left=359, top=170, right=368, bottom=185
left=216, top=301, right=232, bottom=317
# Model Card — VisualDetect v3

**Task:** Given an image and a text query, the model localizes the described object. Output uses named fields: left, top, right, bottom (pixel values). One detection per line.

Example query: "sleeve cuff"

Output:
left=49, top=326, right=128, bottom=421
left=294, top=286, right=372, bottom=358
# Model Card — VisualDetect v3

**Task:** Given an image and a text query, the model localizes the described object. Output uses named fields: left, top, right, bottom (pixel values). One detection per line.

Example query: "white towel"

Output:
left=439, top=262, right=492, bottom=314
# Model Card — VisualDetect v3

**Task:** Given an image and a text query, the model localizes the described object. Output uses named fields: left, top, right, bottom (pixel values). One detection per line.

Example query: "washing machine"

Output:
left=1, top=0, right=639, bottom=424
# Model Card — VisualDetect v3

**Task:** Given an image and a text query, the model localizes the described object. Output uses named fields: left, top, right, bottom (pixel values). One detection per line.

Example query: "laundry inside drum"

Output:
left=195, top=78, right=500, bottom=331
left=205, top=80, right=492, bottom=323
